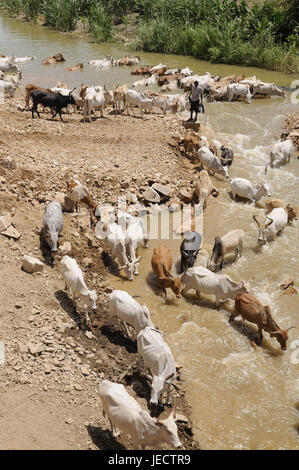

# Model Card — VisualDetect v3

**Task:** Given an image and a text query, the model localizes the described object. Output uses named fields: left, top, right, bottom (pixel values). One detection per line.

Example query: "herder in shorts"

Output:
left=188, top=80, right=204, bottom=122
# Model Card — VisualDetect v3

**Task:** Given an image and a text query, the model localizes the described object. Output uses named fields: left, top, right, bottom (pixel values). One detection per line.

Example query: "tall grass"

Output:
left=0, top=0, right=298, bottom=72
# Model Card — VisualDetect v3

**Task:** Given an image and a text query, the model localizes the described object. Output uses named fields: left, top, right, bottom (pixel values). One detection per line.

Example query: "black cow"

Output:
left=180, top=231, right=202, bottom=273
left=220, top=146, right=234, bottom=167
left=31, top=89, right=76, bottom=121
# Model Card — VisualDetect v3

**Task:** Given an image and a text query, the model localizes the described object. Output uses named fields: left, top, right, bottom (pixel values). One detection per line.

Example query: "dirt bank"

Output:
left=0, top=99, right=202, bottom=450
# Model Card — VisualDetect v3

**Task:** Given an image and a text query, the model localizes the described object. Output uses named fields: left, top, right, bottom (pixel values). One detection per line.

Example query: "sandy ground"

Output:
left=0, top=98, right=202, bottom=450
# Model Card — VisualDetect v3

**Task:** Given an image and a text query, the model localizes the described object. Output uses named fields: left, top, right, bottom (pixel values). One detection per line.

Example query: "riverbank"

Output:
left=0, top=0, right=298, bottom=73
left=0, top=98, right=201, bottom=450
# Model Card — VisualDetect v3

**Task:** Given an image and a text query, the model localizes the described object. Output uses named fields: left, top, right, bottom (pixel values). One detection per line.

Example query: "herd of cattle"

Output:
left=0, top=52, right=287, bottom=122
left=1, top=52, right=297, bottom=449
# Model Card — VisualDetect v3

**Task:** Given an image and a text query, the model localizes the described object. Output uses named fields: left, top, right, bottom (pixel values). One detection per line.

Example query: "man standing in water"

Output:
left=188, top=80, right=204, bottom=122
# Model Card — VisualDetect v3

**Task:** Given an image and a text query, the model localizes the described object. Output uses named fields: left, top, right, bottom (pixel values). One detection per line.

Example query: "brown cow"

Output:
left=42, top=53, right=65, bottom=65
left=25, top=84, right=52, bottom=109
left=151, top=245, right=181, bottom=298
left=66, top=179, right=97, bottom=223
left=67, top=63, right=84, bottom=72
left=229, top=292, right=294, bottom=350
left=265, top=198, right=298, bottom=222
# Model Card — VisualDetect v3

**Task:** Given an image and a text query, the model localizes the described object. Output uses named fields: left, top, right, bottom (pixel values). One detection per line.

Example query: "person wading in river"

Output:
left=188, top=80, right=204, bottom=122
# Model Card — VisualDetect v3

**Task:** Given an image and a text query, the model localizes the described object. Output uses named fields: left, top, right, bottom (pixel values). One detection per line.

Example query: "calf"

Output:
left=82, top=86, right=112, bottom=122
left=229, top=292, right=294, bottom=350
left=98, top=380, right=182, bottom=449
left=192, top=170, right=218, bottom=209
left=60, top=255, right=97, bottom=323
left=198, top=146, right=229, bottom=179
left=181, top=266, right=249, bottom=307
left=253, top=208, right=288, bottom=245
left=230, top=177, right=271, bottom=203
left=107, top=223, right=141, bottom=281
left=151, top=245, right=181, bottom=298
left=42, top=201, right=63, bottom=265
left=109, top=290, right=154, bottom=337
left=207, top=229, right=244, bottom=272
left=180, top=231, right=202, bottom=273
left=31, top=89, right=76, bottom=121
left=67, top=63, right=84, bottom=72
left=66, top=178, right=97, bottom=222
left=137, top=327, right=176, bottom=406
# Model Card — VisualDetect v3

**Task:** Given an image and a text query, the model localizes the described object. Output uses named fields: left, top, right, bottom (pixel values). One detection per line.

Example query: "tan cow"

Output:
left=229, top=292, right=294, bottom=350
left=66, top=179, right=97, bottom=223
left=113, top=84, right=128, bottom=113
left=25, top=84, right=52, bottom=109
left=42, top=53, right=65, bottom=65
left=67, top=63, right=84, bottom=72
left=192, top=170, right=218, bottom=208
left=265, top=198, right=298, bottom=222
left=151, top=245, right=181, bottom=298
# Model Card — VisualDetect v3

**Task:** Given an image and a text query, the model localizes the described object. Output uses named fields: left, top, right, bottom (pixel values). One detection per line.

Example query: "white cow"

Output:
left=82, top=86, right=112, bottom=121
left=145, top=74, right=158, bottom=86
left=60, top=255, right=97, bottom=323
left=42, top=201, right=63, bottom=264
left=124, top=89, right=153, bottom=117
left=137, top=327, right=176, bottom=406
left=151, top=94, right=178, bottom=115
left=125, top=217, right=149, bottom=275
left=98, top=380, right=182, bottom=449
left=181, top=266, right=249, bottom=307
left=107, top=222, right=141, bottom=280
left=150, top=63, right=167, bottom=72
left=180, top=67, right=193, bottom=76
left=230, top=177, right=271, bottom=203
left=0, top=55, right=35, bottom=63
left=198, top=146, right=229, bottom=178
left=252, top=82, right=285, bottom=98
left=0, top=61, right=19, bottom=73
left=253, top=208, right=288, bottom=245
left=265, top=139, right=293, bottom=173
left=0, top=80, right=17, bottom=98
left=227, top=83, right=251, bottom=103
left=132, top=78, right=147, bottom=87
left=161, top=80, right=179, bottom=92
left=109, top=290, right=154, bottom=336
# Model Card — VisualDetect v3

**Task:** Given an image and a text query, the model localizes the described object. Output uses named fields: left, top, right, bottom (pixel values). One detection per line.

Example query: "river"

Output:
left=1, top=14, right=299, bottom=450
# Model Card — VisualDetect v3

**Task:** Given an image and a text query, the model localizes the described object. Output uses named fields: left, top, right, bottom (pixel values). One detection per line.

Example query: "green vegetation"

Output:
left=0, top=0, right=298, bottom=72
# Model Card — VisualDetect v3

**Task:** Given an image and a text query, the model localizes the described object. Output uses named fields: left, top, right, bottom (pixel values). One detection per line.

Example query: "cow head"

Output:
left=286, top=204, right=298, bottom=222
left=260, top=183, right=271, bottom=198
left=181, top=250, right=199, bottom=271
left=155, top=410, right=183, bottom=448
left=269, top=326, right=295, bottom=350
left=150, top=375, right=168, bottom=406
left=48, top=231, right=59, bottom=252
left=120, top=257, right=142, bottom=281
left=162, top=265, right=181, bottom=297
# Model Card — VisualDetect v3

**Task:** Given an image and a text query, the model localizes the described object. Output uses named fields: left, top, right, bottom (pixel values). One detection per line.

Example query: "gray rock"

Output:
left=143, top=187, right=161, bottom=204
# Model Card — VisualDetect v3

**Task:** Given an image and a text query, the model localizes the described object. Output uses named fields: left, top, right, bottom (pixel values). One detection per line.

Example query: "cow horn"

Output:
left=253, top=215, right=260, bottom=227
left=265, top=217, right=273, bottom=228
left=287, top=326, right=296, bottom=332
left=69, top=87, right=76, bottom=95
left=133, top=256, right=142, bottom=265
left=165, top=373, right=175, bottom=382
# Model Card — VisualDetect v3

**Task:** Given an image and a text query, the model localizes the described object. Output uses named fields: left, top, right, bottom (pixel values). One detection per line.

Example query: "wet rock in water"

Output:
left=22, top=255, right=44, bottom=273
left=143, top=187, right=161, bottom=204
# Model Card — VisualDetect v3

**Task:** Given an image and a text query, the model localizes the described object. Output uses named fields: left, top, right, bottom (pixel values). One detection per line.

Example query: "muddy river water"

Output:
left=1, top=15, right=299, bottom=449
